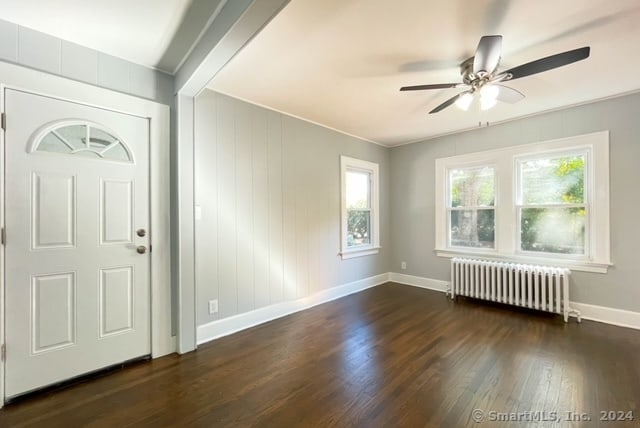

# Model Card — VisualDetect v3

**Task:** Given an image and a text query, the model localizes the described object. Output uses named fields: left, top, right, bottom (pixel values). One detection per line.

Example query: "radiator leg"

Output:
left=447, top=282, right=455, bottom=300
left=568, top=308, right=582, bottom=323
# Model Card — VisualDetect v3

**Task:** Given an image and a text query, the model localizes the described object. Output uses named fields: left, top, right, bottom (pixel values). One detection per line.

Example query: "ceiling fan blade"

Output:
left=429, top=92, right=465, bottom=114
left=400, top=83, right=460, bottom=91
left=503, top=46, right=590, bottom=80
left=473, top=35, right=502, bottom=75
left=495, top=84, right=525, bottom=103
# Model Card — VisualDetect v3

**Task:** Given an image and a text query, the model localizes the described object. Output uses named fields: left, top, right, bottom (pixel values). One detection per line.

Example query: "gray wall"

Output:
left=194, top=90, right=390, bottom=325
left=0, top=19, right=173, bottom=105
left=390, top=92, right=640, bottom=313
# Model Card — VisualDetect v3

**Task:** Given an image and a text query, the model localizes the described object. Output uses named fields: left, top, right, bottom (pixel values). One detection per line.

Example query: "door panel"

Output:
left=31, top=272, right=76, bottom=353
left=99, top=266, right=134, bottom=337
left=32, top=172, right=77, bottom=249
left=100, top=179, right=134, bottom=245
left=4, top=89, right=151, bottom=398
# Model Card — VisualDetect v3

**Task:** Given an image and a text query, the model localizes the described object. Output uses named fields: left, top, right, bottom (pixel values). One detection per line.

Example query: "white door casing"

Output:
left=4, top=89, right=151, bottom=398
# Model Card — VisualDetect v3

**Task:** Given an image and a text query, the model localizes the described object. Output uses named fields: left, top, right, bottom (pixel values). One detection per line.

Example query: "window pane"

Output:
left=38, top=132, right=72, bottom=153
left=346, top=170, right=370, bottom=209
left=450, top=209, right=494, bottom=248
left=521, top=207, right=585, bottom=254
left=90, top=127, right=119, bottom=149
left=55, top=125, right=87, bottom=150
left=520, top=155, right=585, bottom=204
left=347, top=209, right=370, bottom=247
left=450, top=166, right=495, bottom=208
left=103, top=143, right=132, bottom=162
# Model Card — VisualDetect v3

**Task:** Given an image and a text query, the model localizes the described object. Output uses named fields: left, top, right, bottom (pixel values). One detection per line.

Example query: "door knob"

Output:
left=136, top=245, right=147, bottom=254
left=137, top=228, right=146, bottom=237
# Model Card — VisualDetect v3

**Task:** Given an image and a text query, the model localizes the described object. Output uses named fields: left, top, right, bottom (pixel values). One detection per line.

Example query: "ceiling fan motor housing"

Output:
left=460, top=57, right=476, bottom=84
left=461, top=56, right=499, bottom=87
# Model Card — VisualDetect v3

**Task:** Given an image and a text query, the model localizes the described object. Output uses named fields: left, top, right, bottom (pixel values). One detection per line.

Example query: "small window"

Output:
left=30, top=122, right=133, bottom=163
left=346, top=169, right=372, bottom=246
left=448, top=166, right=495, bottom=249
left=517, top=152, right=587, bottom=255
left=340, top=156, right=380, bottom=259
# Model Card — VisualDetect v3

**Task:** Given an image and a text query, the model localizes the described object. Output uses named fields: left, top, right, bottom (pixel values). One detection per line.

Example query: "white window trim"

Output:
left=435, top=131, right=611, bottom=273
left=340, top=155, right=380, bottom=259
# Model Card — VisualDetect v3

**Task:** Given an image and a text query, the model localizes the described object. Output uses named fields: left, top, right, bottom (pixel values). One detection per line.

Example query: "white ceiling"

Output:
left=208, top=0, right=640, bottom=146
left=0, top=0, right=223, bottom=73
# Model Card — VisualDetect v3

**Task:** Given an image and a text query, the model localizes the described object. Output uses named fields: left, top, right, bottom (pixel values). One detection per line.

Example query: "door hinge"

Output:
left=1, top=112, right=5, bottom=131
left=1, top=344, right=5, bottom=362
left=1, top=227, right=5, bottom=246
left=149, top=245, right=152, bottom=253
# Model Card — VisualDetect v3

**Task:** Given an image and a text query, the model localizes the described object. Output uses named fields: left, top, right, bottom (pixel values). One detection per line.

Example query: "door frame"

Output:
left=0, top=61, right=173, bottom=406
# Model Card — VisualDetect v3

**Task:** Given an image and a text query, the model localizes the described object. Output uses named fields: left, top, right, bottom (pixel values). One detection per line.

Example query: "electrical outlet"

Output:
left=208, top=299, right=218, bottom=314
left=401, top=261, right=407, bottom=270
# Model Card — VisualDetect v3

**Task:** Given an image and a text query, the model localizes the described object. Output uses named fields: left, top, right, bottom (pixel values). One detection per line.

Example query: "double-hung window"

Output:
left=448, top=166, right=496, bottom=249
left=340, top=156, right=380, bottom=259
left=435, top=132, right=610, bottom=272
left=516, top=151, right=587, bottom=256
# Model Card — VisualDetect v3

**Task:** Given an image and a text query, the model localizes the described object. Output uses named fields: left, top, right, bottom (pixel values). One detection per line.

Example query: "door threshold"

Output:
left=4, top=355, right=151, bottom=405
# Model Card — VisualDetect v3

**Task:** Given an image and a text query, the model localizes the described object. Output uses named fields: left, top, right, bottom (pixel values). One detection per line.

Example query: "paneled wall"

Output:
left=0, top=19, right=173, bottom=105
left=194, top=90, right=390, bottom=325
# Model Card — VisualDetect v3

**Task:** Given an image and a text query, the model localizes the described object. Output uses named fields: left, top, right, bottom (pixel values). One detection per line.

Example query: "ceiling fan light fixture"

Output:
left=455, top=92, right=473, bottom=111
left=480, top=84, right=499, bottom=110
left=480, top=84, right=499, bottom=100
left=480, top=96, right=497, bottom=111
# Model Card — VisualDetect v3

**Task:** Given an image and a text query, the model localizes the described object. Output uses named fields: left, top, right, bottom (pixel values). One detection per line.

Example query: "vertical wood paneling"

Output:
left=306, top=185, right=320, bottom=294
left=305, top=139, right=324, bottom=294
left=267, top=112, right=284, bottom=304
left=252, top=107, right=270, bottom=309
left=293, top=123, right=309, bottom=299
left=235, top=102, right=255, bottom=313
left=309, top=144, right=340, bottom=293
left=194, top=91, right=219, bottom=324
left=294, top=182, right=309, bottom=299
left=326, top=147, right=341, bottom=289
left=281, top=126, right=298, bottom=302
left=216, top=95, right=237, bottom=318
left=195, top=91, right=388, bottom=324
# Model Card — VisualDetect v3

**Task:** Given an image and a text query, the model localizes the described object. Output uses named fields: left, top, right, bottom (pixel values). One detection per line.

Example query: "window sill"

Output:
left=340, top=246, right=381, bottom=260
left=435, top=249, right=612, bottom=274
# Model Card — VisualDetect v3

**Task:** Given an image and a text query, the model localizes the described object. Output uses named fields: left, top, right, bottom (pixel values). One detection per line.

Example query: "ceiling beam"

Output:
left=175, top=0, right=290, bottom=97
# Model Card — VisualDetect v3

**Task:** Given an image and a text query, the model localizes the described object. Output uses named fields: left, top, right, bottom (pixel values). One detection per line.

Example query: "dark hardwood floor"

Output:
left=1, top=282, right=639, bottom=427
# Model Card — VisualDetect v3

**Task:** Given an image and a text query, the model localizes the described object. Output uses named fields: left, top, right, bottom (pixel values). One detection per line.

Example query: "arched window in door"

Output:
left=28, top=120, right=134, bottom=163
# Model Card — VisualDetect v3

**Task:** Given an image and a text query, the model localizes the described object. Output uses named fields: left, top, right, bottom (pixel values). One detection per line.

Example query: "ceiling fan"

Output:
left=400, top=36, right=590, bottom=114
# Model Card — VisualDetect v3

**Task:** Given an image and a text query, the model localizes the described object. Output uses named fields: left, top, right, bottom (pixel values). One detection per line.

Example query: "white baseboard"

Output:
left=390, top=272, right=640, bottom=330
left=196, top=273, right=390, bottom=345
left=570, top=302, right=640, bottom=330
left=388, top=272, right=449, bottom=293
left=197, top=272, right=640, bottom=345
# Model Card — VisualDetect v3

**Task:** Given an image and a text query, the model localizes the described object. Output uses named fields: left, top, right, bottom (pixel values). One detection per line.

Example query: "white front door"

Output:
left=4, top=89, right=151, bottom=398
